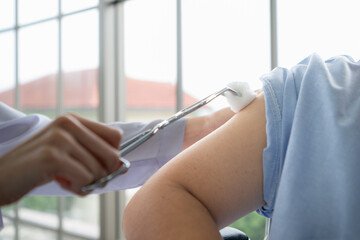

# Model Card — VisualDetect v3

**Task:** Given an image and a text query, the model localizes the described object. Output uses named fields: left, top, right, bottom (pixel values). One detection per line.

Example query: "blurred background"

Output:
left=0, top=0, right=360, bottom=239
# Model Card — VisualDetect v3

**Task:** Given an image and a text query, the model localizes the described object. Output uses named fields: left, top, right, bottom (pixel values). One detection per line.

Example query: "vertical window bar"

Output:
left=57, top=0, right=63, bottom=116
left=114, top=3, right=120, bottom=122
left=270, top=0, right=278, bottom=70
left=116, top=2, right=126, bottom=123
left=98, top=0, right=106, bottom=123
left=114, top=5, right=121, bottom=240
left=176, top=0, right=183, bottom=111
left=14, top=203, right=19, bottom=240
left=98, top=1, right=116, bottom=238
left=266, top=0, right=278, bottom=237
left=57, top=1, right=64, bottom=238
left=114, top=3, right=126, bottom=238
left=14, top=0, right=19, bottom=110
left=14, top=0, right=20, bottom=239
left=57, top=197, right=63, bottom=240
left=4, top=1, right=103, bottom=238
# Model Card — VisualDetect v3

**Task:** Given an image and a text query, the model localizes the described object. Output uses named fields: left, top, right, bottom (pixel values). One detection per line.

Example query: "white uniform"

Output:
left=0, top=102, right=186, bottom=228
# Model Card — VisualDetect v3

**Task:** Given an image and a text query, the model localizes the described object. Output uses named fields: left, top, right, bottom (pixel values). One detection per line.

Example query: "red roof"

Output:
left=0, top=69, right=198, bottom=110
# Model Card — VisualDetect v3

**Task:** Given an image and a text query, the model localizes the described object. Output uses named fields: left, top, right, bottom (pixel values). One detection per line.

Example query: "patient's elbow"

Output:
left=123, top=182, right=169, bottom=239
left=122, top=194, right=144, bottom=239
left=123, top=179, right=221, bottom=240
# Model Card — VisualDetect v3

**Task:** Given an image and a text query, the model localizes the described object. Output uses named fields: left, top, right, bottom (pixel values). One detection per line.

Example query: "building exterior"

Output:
left=0, top=69, right=201, bottom=122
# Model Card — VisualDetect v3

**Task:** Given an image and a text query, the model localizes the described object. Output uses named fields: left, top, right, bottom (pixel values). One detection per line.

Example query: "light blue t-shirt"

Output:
left=258, top=53, right=360, bottom=239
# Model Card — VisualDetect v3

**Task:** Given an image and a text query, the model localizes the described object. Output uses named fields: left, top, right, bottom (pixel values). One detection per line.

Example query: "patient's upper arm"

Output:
left=169, top=94, right=266, bottom=224
left=123, top=94, right=266, bottom=238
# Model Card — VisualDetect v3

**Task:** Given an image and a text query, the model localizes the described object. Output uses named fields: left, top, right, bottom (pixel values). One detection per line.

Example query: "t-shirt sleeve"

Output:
left=256, top=67, right=289, bottom=218
left=256, top=53, right=360, bottom=219
left=256, top=55, right=310, bottom=217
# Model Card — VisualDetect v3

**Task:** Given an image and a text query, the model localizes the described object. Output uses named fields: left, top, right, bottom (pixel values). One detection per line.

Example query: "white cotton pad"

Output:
left=223, top=82, right=257, bottom=113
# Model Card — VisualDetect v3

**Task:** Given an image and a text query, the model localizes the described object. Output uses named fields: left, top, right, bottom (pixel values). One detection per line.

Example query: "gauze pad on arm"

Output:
left=224, top=82, right=257, bottom=113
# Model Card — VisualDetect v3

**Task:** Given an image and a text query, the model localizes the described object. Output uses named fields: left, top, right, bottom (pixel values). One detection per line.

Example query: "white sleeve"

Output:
left=0, top=103, right=51, bottom=156
left=29, top=119, right=187, bottom=195
left=0, top=103, right=186, bottom=195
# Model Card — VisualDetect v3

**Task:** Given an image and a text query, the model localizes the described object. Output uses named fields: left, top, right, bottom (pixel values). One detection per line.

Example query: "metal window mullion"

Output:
left=14, top=0, right=19, bottom=110
left=98, top=0, right=105, bottom=123
left=270, top=0, right=278, bottom=70
left=5, top=215, right=58, bottom=232
left=57, top=1, right=64, bottom=239
left=176, top=0, right=183, bottom=112
left=98, top=2, right=117, bottom=240
left=98, top=1, right=127, bottom=239
left=61, top=6, right=99, bottom=18
left=114, top=2, right=126, bottom=123
left=114, top=7, right=119, bottom=239
left=114, top=3, right=120, bottom=121
left=265, top=0, right=278, bottom=237
left=57, top=0, right=63, bottom=116
left=4, top=214, right=98, bottom=240
left=0, top=27, right=16, bottom=34
left=14, top=6, right=98, bottom=31
left=14, top=1, right=19, bottom=238
left=18, top=16, right=58, bottom=29
left=57, top=197, right=64, bottom=240
left=113, top=4, right=126, bottom=240
left=14, top=204, right=19, bottom=240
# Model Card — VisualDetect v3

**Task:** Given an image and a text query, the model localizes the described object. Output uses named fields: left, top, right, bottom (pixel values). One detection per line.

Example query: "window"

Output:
left=0, top=1, right=101, bottom=239
left=182, top=1, right=269, bottom=239
left=122, top=1, right=269, bottom=240
left=0, top=31, right=15, bottom=106
left=182, top=0, right=269, bottom=111
left=124, top=0, right=177, bottom=123
left=4, top=1, right=359, bottom=239
left=278, top=0, right=360, bottom=68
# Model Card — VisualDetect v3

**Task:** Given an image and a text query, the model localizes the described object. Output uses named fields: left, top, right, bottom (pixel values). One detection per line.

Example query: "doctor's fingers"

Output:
left=52, top=115, right=121, bottom=172
left=67, top=113, right=123, bottom=149
left=46, top=150, right=96, bottom=195
left=44, top=128, right=108, bottom=181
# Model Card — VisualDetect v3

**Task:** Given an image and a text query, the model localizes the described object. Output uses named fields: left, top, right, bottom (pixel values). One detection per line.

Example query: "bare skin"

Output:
left=182, top=108, right=234, bottom=150
left=183, top=89, right=263, bottom=150
left=0, top=114, right=122, bottom=206
left=123, top=94, right=266, bottom=240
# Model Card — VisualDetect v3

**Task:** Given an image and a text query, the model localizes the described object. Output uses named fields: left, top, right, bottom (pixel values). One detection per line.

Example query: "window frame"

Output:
left=1, top=1, right=112, bottom=239
left=0, top=0, right=279, bottom=239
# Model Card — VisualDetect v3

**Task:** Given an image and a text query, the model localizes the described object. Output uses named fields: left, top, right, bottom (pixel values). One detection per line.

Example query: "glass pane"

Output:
left=18, top=0, right=58, bottom=25
left=123, top=0, right=177, bottom=207
left=62, top=0, right=99, bottom=14
left=124, top=0, right=177, bottom=123
left=0, top=32, right=15, bottom=107
left=182, top=0, right=270, bottom=112
left=0, top=0, right=15, bottom=30
left=18, top=21, right=58, bottom=117
left=62, top=10, right=99, bottom=116
left=2, top=204, right=15, bottom=218
left=18, top=196, right=59, bottom=228
left=181, top=1, right=269, bottom=239
left=63, top=235, right=89, bottom=240
left=0, top=218, right=15, bottom=240
left=19, top=224, right=57, bottom=240
left=63, top=195, right=100, bottom=238
left=278, top=0, right=360, bottom=68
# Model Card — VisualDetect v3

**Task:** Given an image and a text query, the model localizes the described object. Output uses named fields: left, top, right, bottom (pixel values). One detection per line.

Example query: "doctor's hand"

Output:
left=0, top=114, right=122, bottom=207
